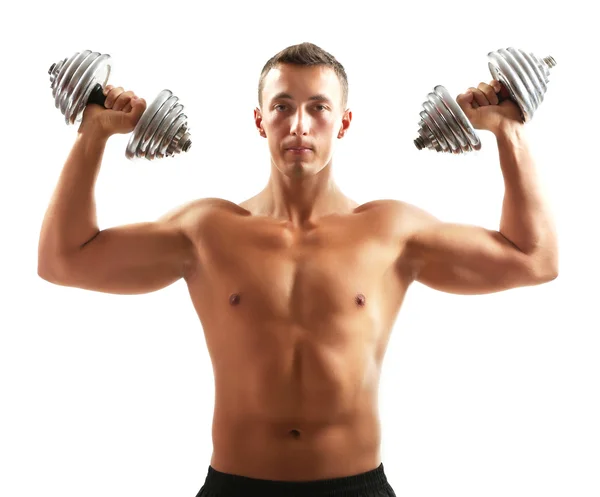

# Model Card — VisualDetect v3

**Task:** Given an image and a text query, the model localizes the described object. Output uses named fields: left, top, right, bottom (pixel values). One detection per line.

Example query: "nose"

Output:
left=290, top=109, right=309, bottom=136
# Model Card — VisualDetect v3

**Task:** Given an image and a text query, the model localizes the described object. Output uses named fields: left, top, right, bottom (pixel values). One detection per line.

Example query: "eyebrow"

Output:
left=271, top=92, right=333, bottom=104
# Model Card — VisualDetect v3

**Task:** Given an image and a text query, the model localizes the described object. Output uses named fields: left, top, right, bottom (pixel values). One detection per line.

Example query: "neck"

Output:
left=256, top=161, right=354, bottom=227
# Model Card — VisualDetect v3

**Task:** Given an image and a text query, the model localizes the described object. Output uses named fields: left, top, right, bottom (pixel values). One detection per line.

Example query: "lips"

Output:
left=286, top=148, right=312, bottom=154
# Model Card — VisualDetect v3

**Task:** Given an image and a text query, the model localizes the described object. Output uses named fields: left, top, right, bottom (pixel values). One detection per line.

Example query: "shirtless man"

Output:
left=38, top=42, right=559, bottom=497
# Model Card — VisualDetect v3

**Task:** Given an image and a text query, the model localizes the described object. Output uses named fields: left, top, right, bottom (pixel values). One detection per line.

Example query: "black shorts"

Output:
left=195, top=463, right=396, bottom=497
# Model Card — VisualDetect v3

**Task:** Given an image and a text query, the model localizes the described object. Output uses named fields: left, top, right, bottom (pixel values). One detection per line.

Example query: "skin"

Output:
left=38, top=63, right=558, bottom=481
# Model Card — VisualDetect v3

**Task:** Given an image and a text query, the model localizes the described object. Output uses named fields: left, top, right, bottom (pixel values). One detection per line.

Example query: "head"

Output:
left=254, top=42, right=352, bottom=179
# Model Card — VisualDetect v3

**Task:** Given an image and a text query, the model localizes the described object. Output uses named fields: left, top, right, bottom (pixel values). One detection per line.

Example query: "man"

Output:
left=38, top=42, right=558, bottom=497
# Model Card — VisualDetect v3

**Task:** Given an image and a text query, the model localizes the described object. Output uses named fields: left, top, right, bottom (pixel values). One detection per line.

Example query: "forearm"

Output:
left=496, top=123, right=558, bottom=272
left=38, top=128, right=109, bottom=271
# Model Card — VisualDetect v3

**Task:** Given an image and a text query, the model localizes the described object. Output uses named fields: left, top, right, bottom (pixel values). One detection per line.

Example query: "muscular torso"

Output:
left=183, top=198, right=417, bottom=480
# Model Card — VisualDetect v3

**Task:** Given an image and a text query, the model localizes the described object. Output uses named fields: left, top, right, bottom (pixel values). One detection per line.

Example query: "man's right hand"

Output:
left=79, top=85, right=147, bottom=137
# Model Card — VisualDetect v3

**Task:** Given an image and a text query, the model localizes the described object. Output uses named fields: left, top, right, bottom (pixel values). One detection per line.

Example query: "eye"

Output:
left=315, top=105, right=327, bottom=112
left=274, top=104, right=287, bottom=111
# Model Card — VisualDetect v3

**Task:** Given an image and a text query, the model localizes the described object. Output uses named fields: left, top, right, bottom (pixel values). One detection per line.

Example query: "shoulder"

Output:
left=156, top=198, right=250, bottom=241
left=354, top=198, right=419, bottom=216
left=160, top=197, right=249, bottom=222
left=353, top=199, right=441, bottom=235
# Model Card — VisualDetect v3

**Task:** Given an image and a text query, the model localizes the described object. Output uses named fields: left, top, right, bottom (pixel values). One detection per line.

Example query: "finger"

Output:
left=490, top=79, right=502, bottom=93
left=456, top=91, right=476, bottom=112
left=494, top=80, right=512, bottom=102
left=469, top=87, right=489, bottom=107
left=478, top=82, right=499, bottom=105
left=128, top=97, right=147, bottom=124
left=122, top=102, right=133, bottom=113
left=104, top=86, right=124, bottom=108
left=113, top=91, right=135, bottom=111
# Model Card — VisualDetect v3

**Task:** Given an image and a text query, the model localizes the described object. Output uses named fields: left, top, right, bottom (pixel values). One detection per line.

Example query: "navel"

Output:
left=229, top=293, right=241, bottom=306
left=289, top=429, right=301, bottom=439
left=355, top=293, right=366, bottom=307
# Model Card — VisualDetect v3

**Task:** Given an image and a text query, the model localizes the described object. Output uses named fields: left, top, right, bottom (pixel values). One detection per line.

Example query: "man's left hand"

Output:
left=456, top=80, right=523, bottom=135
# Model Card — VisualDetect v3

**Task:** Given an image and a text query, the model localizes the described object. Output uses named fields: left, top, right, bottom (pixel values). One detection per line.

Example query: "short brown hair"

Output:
left=258, top=42, right=348, bottom=109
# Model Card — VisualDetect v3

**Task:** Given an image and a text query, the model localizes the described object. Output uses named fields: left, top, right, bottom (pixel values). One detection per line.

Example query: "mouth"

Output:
left=286, top=147, right=312, bottom=154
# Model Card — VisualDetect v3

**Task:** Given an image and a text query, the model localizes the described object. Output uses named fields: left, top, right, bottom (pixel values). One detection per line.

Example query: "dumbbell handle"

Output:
left=87, top=83, right=107, bottom=108
left=414, top=48, right=556, bottom=154
left=83, top=82, right=192, bottom=159
left=49, top=50, right=192, bottom=160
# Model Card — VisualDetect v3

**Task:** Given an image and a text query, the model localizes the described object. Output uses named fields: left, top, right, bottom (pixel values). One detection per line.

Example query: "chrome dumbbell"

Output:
left=48, top=50, right=192, bottom=161
left=413, top=47, right=557, bottom=154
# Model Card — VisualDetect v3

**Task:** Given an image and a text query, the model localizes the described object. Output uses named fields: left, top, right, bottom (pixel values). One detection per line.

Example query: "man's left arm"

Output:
left=404, top=80, right=559, bottom=295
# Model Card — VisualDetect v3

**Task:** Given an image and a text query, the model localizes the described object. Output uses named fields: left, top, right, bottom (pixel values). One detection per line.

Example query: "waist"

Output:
left=200, top=462, right=390, bottom=497
left=210, top=412, right=382, bottom=480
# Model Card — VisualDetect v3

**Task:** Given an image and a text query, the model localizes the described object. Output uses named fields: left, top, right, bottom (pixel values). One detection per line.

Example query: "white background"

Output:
left=1, top=1, right=597, bottom=496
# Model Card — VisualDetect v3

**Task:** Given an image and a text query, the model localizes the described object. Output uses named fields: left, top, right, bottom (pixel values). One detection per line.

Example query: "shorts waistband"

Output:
left=202, top=463, right=389, bottom=497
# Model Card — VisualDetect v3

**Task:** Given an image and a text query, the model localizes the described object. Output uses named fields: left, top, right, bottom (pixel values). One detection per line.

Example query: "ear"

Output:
left=337, top=109, right=352, bottom=139
left=254, top=107, right=267, bottom=138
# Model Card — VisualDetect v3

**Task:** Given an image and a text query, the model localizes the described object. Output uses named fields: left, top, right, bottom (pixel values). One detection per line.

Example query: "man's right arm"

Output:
left=37, top=90, right=199, bottom=295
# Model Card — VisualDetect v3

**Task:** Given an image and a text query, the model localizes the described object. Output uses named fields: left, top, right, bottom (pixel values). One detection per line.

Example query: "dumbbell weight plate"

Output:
left=49, top=50, right=192, bottom=161
left=433, top=85, right=481, bottom=153
left=424, top=88, right=472, bottom=153
left=69, top=54, right=111, bottom=124
left=504, top=48, right=544, bottom=108
left=147, top=108, right=185, bottom=160
left=487, top=47, right=555, bottom=123
left=51, top=52, right=81, bottom=112
left=53, top=52, right=90, bottom=117
left=488, top=49, right=533, bottom=122
left=414, top=47, right=555, bottom=153
left=414, top=85, right=481, bottom=154
left=49, top=50, right=111, bottom=124
left=126, top=90, right=191, bottom=160
left=59, top=51, right=98, bottom=121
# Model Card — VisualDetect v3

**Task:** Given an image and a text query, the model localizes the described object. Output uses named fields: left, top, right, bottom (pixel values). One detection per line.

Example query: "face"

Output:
left=255, top=64, right=351, bottom=179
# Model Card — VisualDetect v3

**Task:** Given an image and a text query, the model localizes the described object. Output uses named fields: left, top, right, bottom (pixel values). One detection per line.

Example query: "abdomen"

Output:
left=204, top=316, right=384, bottom=479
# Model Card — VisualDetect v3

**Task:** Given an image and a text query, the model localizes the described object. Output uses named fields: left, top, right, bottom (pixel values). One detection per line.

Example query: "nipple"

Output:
left=355, top=293, right=366, bottom=306
left=229, top=293, right=241, bottom=306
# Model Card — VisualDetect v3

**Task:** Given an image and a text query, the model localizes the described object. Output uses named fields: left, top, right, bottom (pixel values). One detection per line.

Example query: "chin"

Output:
left=272, top=158, right=311, bottom=177
left=292, top=158, right=327, bottom=174
left=275, top=161, right=305, bottom=178
left=290, top=163, right=311, bottom=177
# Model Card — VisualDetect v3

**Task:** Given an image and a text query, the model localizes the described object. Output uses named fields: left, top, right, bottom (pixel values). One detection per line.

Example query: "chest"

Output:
left=193, top=223, right=403, bottom=322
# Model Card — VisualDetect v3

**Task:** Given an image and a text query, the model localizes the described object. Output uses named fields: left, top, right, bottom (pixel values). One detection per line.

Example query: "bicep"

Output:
left=53, top=218, right=197, bottom=295
left=405, top=222, right=539, bottom=295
